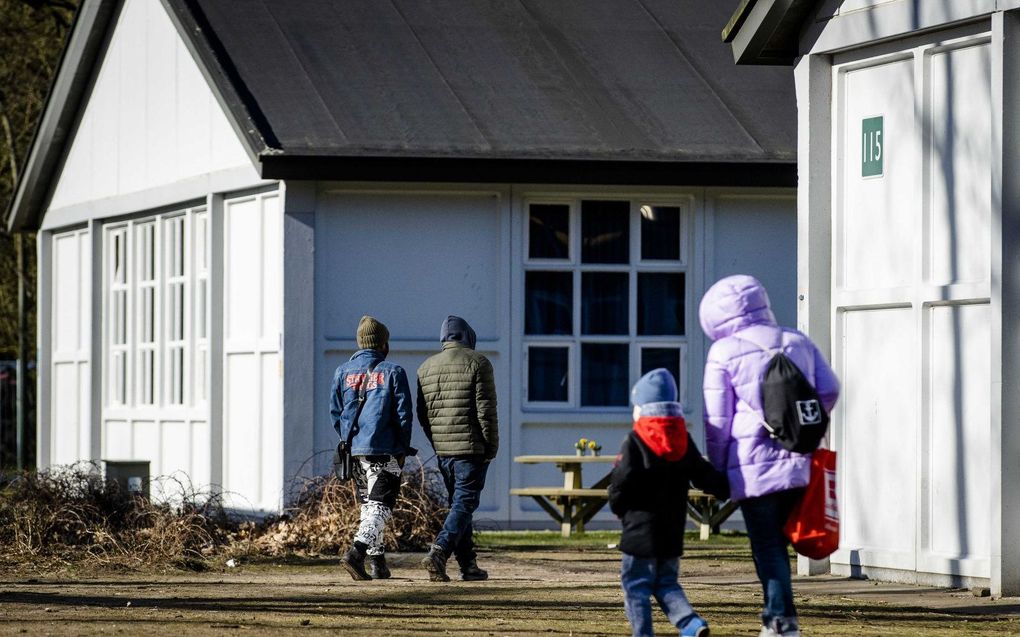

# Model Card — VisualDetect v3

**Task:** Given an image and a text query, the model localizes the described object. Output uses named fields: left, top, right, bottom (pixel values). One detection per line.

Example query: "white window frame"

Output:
left=107, top=227, right=130, bottom=407
left=102, top=206, right=208, bottom=417
left=522, top=197, right=691, bottom=410
left=193, top=210, right=209, bottom=407
left=163, top=214, right=188, bottom=406
left=135, top=220, right=159, bottom=406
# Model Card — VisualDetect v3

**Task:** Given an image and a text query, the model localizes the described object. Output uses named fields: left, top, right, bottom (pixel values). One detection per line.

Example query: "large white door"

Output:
left=50, top=229, right=91, bottom=466
left=223, top=191, right=283, bottom=512
left=832, top=33, right=992, bottom=579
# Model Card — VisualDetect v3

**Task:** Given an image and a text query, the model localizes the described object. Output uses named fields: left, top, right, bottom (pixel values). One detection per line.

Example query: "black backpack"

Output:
left=742, top=336, right=829, bottom=453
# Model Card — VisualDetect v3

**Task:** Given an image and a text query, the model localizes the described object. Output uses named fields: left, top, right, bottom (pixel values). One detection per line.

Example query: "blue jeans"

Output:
left=620, top=554, right=697, bottom=637
left=436, top=455, right=488, bottom=566
left=740, top=489, right=803, bottom=634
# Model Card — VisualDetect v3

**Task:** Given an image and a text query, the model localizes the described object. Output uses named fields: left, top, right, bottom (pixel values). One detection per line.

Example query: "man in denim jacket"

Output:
left=331, top=315, right=414, bottom=580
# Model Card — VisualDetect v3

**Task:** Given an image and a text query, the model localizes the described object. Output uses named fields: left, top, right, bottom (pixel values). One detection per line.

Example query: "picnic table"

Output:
left=510, top=454, right=739, bottom=539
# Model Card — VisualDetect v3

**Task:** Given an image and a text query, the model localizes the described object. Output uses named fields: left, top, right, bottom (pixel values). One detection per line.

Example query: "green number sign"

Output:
left=862, top=116, right=883, bottom=177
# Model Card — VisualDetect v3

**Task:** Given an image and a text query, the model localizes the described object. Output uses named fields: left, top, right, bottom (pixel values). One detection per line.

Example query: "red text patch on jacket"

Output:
left=346, top=372, right=385, bottom=391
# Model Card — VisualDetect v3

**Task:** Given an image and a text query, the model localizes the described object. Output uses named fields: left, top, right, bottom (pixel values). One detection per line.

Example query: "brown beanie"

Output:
left=356, top=315, right=389, bottom=350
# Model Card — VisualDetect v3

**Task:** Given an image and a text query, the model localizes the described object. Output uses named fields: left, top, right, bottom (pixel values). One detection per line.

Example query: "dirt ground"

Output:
left=1, top=541, right=1018, bottom=636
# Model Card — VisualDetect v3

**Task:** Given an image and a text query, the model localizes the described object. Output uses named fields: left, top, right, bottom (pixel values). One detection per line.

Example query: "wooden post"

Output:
left=561, top=462, right=582, bottom=537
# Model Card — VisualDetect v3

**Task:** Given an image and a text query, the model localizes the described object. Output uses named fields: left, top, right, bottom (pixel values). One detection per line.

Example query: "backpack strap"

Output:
left=345, top=360, right=380, bottom=447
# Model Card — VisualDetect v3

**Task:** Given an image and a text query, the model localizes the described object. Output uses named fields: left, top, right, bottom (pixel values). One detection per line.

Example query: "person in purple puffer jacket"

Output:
left=699, top=275, right=840, bottom=637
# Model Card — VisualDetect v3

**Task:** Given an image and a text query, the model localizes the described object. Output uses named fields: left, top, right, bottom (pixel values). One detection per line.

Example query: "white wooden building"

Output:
left=8, top=0, right=800, bottom=527
left=724, top=0, right=1020, bottom=596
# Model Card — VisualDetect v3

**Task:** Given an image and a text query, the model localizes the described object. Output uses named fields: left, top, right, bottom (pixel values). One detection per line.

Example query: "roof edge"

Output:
left=261, top=156, right=798, bottom=189
left=725, top=0, right=815, bottom=66
left=5, top=0, right=121, bottom=232
left=722, top=0, right=758, bottom=43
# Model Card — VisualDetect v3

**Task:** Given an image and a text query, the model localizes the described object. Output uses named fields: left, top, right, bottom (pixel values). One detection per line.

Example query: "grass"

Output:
left=477, top=529, right=757, bottom=551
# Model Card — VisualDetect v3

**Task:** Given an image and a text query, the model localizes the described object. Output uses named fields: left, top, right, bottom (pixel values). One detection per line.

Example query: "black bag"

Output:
left=333, top=440, right=355, bottom=482
left=332, top=361, right=378, bottom=481
left=743, top=334, right=829, bottom=453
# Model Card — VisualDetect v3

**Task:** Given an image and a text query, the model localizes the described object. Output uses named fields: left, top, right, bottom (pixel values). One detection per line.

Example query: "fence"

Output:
left=0, top=360, right=35, bottom=470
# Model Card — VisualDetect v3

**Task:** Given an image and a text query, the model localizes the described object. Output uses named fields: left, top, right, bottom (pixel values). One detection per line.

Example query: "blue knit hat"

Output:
left=631, top=368, right=678, bottom=407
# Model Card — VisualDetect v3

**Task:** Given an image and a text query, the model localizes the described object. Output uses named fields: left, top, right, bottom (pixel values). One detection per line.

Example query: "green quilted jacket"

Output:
left=416, top=342, right=499, bottom=458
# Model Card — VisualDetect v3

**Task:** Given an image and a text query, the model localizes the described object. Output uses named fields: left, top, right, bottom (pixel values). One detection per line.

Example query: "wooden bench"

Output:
left=687, top=489, right=740, bottom=540
left=510, top=486, right=739, bottom=540
left=509, top=487, right=609, bottom=536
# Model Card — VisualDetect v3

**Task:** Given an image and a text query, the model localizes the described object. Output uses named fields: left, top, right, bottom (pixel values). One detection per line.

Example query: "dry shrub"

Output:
left=0, top=458, right=449, bottom=570
left=237, top=458, right=448, bottom=557
left=0, top=463, right=230, bottom=570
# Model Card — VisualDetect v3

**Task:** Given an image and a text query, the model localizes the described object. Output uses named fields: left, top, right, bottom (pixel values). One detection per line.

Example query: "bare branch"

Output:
left=0, top=99, right=20, bottom=186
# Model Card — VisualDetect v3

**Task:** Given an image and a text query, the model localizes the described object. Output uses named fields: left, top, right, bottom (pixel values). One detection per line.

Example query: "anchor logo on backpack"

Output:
left=744, top=337, right=830, bottom=454
left=796, top=399, right=823, bottom=426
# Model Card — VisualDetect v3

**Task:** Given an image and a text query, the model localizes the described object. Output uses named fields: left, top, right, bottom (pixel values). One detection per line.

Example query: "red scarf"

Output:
left=634, top=415, right=688, bottom=461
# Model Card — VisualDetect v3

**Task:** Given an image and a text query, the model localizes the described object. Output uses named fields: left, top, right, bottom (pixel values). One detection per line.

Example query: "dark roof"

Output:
left=722, top=0, right=820, bottom=65
left=8, top=0, right=798, bottom=231
left=174, top=0, right=797, bottom=168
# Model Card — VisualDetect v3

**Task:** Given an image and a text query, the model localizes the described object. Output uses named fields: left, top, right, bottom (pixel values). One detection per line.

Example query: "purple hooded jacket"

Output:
left=699, top=275, right=840, bottom=502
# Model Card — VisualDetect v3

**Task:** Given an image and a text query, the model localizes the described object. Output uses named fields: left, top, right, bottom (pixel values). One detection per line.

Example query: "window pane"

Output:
left=638, top=272, right=685, bottom=335
left=169, top=347, right=184, bottom=405
left=581, top=272, right=628, bottom=335
left=581, top=200, right=629, bottom=264
left=528, top=347, right=569, bottom=402
left=641, top=348, right=681, bottom=390
left=113, top=291, right=126, bottom=345
left=197, top=279, right=207, bottom=339
left=113, top=351, right=125, bottom=405
left=529, top=204, right=569, bottom=260
left=113, top=233, right=125, bottom=283
left=581, top=343, right=628, bottom=406
left=640, top=205, right=680, bottom=260
left=525, top=271, right=572, bottom=335
left=141, top=350, right=154, bottom=405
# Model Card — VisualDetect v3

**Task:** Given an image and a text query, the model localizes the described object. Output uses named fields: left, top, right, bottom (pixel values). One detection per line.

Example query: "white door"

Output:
left=831, top=33, right=992, bottom=579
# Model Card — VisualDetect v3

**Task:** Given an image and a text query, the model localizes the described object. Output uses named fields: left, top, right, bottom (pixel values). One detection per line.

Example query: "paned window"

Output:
left=104, top=206, right=208, bottom=410
left=193, top=211, right=209, bottom=405
left=108, top=228, right=129, bottom=406
left=524, top=199, right=688, bottom=408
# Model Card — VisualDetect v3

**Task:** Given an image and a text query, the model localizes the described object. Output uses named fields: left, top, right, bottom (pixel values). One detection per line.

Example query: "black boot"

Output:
left=459, top=558, right=488, bottom=581
left=420, top=544, right=450, bottom=582
left=341, top=543, right=371, bottom=581
left=368, top=554, right=391, bottom=579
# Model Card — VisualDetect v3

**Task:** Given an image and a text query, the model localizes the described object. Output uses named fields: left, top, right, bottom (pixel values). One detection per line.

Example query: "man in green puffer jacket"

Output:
left=417, top=315, right=498, bottom=582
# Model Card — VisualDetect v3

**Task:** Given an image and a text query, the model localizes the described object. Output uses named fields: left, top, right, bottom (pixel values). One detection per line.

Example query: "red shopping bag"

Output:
left=784, top=448, right=839, bottom=559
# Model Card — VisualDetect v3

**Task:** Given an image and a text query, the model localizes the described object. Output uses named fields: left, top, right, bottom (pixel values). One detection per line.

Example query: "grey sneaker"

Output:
left=421, top=545, right=450, bottom=582
left=460, top=558, right=488, bottom=581
left=368, top=554, right=391, bottom=579
left=340, top=545, right=371, bottom=581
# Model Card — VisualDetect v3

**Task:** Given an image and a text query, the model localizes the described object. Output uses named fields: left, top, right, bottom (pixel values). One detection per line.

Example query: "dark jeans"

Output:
left=740, top=488, right=804, bottom=634
left=620, top=554, right=697, bottom=637
left=436, top=455, right=489, bottom=567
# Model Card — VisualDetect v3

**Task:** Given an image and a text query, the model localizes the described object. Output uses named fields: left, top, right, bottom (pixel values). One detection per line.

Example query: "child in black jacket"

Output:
left=609, top=369, right=729, bottom=637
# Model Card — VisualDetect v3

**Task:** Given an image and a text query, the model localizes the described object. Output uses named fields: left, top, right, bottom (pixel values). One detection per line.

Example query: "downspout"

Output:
left=16, top=232, right=26, bottom=471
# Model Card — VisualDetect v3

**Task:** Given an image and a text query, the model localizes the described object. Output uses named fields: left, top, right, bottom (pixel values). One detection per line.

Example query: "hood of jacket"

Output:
left=699, top=274, right=777, bottom=342
left=633, top=402, right=688, bottom=462
left=441, top=315, right=476, bottom=349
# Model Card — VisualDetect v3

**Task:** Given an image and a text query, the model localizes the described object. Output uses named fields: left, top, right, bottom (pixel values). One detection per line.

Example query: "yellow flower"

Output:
left=587, top=440, right=597, bottom=450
